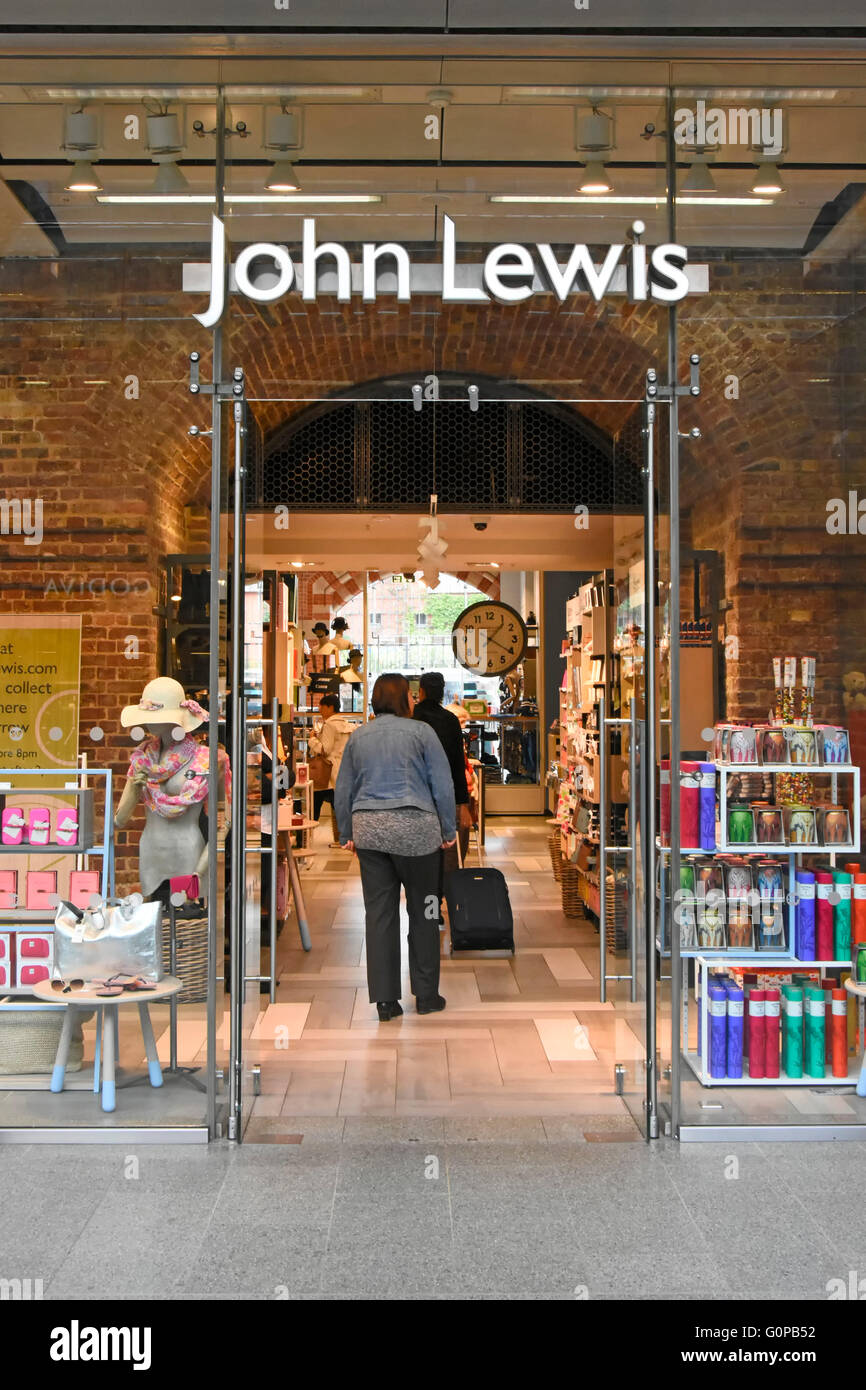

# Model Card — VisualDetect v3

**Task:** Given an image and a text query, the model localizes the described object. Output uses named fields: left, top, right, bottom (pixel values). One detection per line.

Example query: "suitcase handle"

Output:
left=456, top=829, right=464, bottom=870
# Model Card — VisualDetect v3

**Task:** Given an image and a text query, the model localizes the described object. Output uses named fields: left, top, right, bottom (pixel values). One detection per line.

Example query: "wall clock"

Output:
left=451, top=600, right=528, bottom=677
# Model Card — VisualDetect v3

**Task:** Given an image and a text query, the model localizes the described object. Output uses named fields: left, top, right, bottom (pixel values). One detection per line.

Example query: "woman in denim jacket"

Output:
left=335, top=673, right=456, bottom=1021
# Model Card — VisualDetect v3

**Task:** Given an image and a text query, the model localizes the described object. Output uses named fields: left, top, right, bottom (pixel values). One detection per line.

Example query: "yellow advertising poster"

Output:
left=0, top=615, right=81, bottom=777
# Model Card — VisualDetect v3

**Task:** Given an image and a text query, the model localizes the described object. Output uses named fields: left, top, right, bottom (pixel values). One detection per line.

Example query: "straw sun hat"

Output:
left=120, top=677, right=208, bottom=733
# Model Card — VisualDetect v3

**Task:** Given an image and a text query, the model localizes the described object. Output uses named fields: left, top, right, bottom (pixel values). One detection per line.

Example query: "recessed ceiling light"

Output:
left=291, top=561, right=304, bottom=568
left=489, top=194, right=772, bottom=206
left=96, top=192, right=382, bottom=205
left=503, top=85, right=667, bottom=100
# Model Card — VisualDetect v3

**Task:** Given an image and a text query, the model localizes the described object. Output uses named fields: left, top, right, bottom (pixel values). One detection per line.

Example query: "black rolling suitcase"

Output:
left=444, top=841, right=515, bottom=953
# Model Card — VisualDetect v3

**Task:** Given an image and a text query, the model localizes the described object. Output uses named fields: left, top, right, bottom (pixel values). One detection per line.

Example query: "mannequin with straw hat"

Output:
left=115, top=677, right=230, bottom=899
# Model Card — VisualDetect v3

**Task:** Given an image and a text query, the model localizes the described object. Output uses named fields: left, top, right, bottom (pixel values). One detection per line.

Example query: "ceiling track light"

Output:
left=575, top=103, right=615, bottom=195
left=751, top=161, right=784, bottom=195
left=578, top=160, right=613, bottom=195
left=265, top=159, right=301, bottom=193
left=152, top=160, right=189, bottom=195
left=65, top=160, right=102, bottom=192
left=265, top=104, right=302, bottom=192
left=63, top=106, right=102, bottom=191
left=680, top=158, right=718, bottom=195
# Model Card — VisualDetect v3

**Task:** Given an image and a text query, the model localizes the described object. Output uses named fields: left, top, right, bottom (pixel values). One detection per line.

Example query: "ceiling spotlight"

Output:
left=578, top=160, right=613, bottom=195
left=152, top=161, right=189, bottom=194
left=63, top=108, right=101, bottom=190
left=681, top=161, right=718, bottom=194
left=265, top=107, right=302, bottom=191
left=65, top=159, right=102, bottom=191
left=265, top=159, right=301, bottom=192
left=751, top=161, right=784, bottom=195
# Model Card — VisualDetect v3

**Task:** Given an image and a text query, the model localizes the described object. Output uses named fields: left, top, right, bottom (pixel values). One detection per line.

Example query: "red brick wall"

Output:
left=1, top=246, right=863, bottom=886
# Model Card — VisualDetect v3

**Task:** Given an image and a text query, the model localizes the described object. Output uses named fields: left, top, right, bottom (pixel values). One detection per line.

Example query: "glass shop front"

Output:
left=0, top=27, right=864, bottom=1141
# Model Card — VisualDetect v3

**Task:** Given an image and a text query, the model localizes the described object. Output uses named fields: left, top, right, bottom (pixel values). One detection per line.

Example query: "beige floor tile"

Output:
left=540, top=948, right=593, bottom=983
left=338, top=1056, right=398, bottom=1114
left=251, top=1002, right=311, bottom=1043
left=534, top=1016, right=597, bottom=1063
left=282, top=1061, right=346, bottom=1116
left=491, top=1020, right=555, bottom=1081
left=446, top=1035, right=503, bottom=1094
left=396, top=1041, right=452, bottom=1103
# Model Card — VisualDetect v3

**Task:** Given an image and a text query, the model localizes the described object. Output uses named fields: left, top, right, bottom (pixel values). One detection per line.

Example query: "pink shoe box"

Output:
left=28, top=807, right=51, bottom=847
left=54, top=807, right=79, bottom=847
left=1, top=806, right=25, bottom=846
left=0, top=933, right=9, bottom=990
left=68, top=870, right=100, bottom=910
left=0, top=869, right=17, bottom=910
left=25, top=870, right=57, bottom=912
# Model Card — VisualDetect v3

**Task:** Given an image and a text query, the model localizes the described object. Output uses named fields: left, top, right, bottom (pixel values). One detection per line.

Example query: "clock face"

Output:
left=451, top=600, right=528, bottom=677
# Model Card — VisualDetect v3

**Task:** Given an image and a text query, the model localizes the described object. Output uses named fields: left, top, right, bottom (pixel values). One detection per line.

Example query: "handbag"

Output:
left=309, top=752, right=332, bottom=791
left=54, top=896, right=164, bottom=983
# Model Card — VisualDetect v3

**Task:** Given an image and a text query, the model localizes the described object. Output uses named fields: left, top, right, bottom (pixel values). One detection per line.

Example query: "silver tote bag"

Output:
left=54, top=897, right=164, bottom=983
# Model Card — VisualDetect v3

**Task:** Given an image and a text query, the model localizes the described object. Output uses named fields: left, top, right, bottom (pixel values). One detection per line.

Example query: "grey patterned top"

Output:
left=352, top=807, right=442, bottom=857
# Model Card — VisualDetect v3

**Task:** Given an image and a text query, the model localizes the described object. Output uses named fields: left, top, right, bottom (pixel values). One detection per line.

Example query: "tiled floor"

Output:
left=3, top=1126, right=866, bottom=1300
left=248, top=817, right=645, bottom=1120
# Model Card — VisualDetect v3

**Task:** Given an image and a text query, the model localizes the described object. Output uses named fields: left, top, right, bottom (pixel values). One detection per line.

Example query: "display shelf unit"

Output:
left=717, top=762, right=860, bottom=854
left=686, top=952, right=861, bottom=1087
left=0, top=768, right=115, bottom=998
left=553, top=572, right=623, bottom=921
left=657, top=759, right=861, bottom=959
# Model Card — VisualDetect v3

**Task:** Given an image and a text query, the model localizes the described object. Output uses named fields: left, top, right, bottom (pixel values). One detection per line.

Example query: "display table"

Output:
left=252, top=806, right=315, bottom=951
left=32, top=976, right=182, bottom=1113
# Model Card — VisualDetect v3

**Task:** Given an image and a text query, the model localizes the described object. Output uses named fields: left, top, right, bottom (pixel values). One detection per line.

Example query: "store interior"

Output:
left=1, top=46, right=866, bottom=1139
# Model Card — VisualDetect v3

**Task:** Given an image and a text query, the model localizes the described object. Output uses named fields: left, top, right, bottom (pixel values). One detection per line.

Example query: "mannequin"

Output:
left=115, top=677, right=230, bottom=899
left=331, top=617, right=353, bottom=652
left=339, top=648, right=364, bottom=684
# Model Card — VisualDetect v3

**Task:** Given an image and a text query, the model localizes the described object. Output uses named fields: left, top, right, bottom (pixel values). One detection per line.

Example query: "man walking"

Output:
left=413, top=671, right=472, bottom=873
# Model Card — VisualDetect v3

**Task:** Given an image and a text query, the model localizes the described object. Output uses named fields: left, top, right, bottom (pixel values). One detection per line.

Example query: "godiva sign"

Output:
left=192, top=214, right=693, bottom=327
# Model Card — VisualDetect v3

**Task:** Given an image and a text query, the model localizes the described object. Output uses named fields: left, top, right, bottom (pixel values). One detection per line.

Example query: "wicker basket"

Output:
left=560, top=861, right=583, bottom=918
left=605, top=871, right=630, bottom=953
left=549, top=828, right=563, bottom=882
left=0, top=1009, right=90, bottom=1075
left=161, top=909, right=209, bottom=1005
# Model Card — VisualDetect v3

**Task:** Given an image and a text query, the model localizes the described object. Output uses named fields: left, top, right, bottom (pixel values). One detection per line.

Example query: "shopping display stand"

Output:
left=0, top=768, right=115, bottom=1089
left=662, top=756, right=864, bottom=1092
left=33, top=976, right=182, bottom=1113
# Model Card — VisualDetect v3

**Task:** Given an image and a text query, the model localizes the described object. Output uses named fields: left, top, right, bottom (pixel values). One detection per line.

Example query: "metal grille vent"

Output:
left=257, top=388, right=642, bottom=513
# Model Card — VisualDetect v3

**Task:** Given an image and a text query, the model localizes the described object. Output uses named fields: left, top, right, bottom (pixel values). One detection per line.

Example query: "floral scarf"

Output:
left=127, top=735, right=229, bottom=819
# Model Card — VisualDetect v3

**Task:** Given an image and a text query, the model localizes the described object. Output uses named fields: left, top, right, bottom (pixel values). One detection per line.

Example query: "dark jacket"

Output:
left=413, top=698, right=470, bottom=806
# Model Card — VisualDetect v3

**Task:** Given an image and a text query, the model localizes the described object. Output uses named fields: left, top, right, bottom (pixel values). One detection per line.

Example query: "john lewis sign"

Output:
left=191, top=214, right=694, bottom=327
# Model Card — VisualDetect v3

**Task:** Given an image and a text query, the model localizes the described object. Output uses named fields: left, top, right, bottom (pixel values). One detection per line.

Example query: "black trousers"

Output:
left=356, top=847, right=442, bottom=1003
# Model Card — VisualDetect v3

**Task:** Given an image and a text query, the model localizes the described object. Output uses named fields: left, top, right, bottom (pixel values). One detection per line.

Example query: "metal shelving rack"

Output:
left=0, top=767, right=115, bottom=998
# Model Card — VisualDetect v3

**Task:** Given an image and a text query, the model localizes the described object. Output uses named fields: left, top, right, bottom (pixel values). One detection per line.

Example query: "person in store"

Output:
left=308, top=692, right=353, bottom=847
left=334, top=673, right=456, bottom=1021
left=412, top=670, right=472, bottom=870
